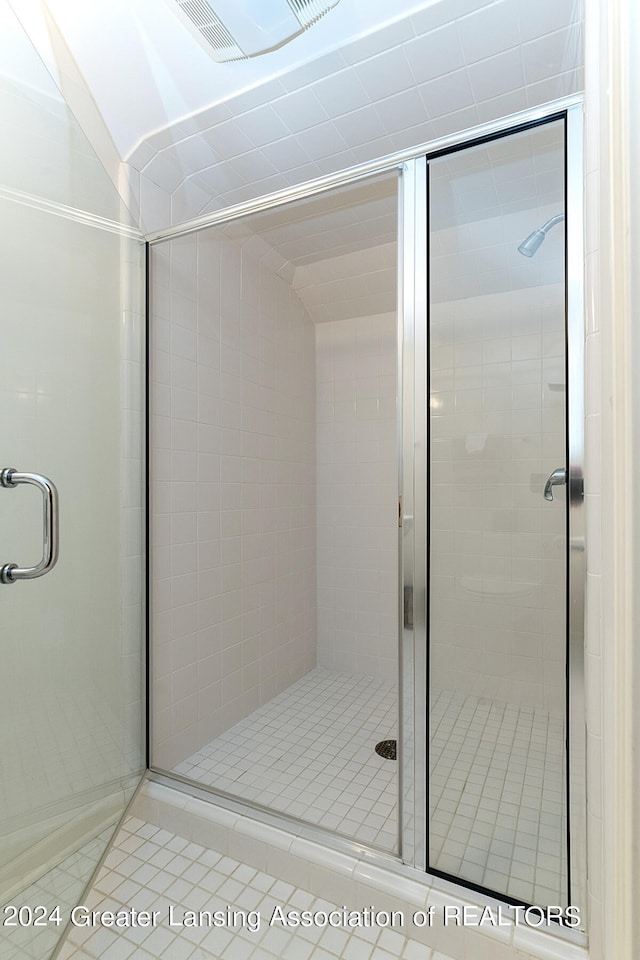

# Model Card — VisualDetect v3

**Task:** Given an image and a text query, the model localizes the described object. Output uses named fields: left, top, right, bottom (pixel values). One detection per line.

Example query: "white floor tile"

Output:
left=429, top=688, right=567, bottom=904
left=174, top=669, right=399, bottom=852
left=173, top=669, right=566, bottom=906
left=54, top=816, right=458, bottom=960
left=0, top=829, right=112, bottom=960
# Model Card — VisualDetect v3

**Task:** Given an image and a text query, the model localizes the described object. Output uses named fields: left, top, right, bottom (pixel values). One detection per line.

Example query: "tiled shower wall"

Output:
left=315, top=312, right=398, bottom=680
left=430, top=280, right=566, bottom=716
left=120, top=242, right=146, bottom=774
left=151, top=230, right=317, bottom=770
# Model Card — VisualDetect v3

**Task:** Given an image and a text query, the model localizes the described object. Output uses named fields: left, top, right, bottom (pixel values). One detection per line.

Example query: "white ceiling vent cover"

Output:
left=170, top=0, right=341, bottom=62
left=287, top=0, right=340, bottom=28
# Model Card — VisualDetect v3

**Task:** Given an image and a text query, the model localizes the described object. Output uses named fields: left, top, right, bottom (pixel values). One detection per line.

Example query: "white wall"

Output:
left=584, top=0, right=640, bottom=956
left=315, top=312, right=398, bottom=680
left=151, top=229, right=317, bottom=770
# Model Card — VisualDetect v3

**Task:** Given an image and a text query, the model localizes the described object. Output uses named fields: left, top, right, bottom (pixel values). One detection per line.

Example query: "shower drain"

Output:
left=374, top=739, right=397, bottom=760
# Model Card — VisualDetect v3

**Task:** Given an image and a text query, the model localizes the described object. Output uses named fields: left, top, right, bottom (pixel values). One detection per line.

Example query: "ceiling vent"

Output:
left=171, top=0, right=342, bottom=62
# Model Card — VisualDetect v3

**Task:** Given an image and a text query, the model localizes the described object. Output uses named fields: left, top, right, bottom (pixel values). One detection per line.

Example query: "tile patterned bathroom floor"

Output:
left=32, top=678, right=567, bottom=960
left=430, top=690, right=567, bottom=907
left=174, top=669, right=399, bottom=852
left=174, top=668, right=566, bottom=907
left=55, top=816, right=453, bottom=960
left=0, top=829, right=113, bottom=960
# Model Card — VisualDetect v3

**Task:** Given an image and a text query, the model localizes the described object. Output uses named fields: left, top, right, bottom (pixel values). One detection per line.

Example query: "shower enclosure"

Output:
left=149, top=104, right=584, bottom=920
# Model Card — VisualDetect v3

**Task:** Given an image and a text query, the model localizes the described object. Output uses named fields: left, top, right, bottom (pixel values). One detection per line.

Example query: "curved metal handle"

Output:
left=544, top=467, right=567, bottom=501
left=0, top=468, right=59, bottom=583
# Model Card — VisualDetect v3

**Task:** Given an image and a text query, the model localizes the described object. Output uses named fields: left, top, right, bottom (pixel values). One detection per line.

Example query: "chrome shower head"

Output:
left=517, top=214, right=565, bottom=258
left=518, top=229, right=546, bottom=258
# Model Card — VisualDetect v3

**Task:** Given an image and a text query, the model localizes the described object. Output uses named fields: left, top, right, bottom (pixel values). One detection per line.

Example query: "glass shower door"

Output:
left=426, top=117, right=571, bottom=908
left=0, top=6, right=145, bottom=958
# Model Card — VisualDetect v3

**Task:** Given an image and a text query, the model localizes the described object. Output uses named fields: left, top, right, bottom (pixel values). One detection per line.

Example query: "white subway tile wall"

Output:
left=315, top=313, right=398, bottom=680
left=151, top=228, right=317, bottom=770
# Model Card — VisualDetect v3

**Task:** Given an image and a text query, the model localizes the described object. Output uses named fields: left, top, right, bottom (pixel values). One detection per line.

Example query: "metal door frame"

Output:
left=400, top=103, right=585, bottom=919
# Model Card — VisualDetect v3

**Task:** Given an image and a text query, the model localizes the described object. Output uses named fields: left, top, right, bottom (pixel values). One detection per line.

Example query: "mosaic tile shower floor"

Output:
left=174, top=669, right=399, bottom=852
left=174, top=669, right=566, bottom=904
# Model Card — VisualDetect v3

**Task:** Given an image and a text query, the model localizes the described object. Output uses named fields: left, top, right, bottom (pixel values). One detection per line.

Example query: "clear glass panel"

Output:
left=0, top=2, right=129, bottom=220
left=427, top=119, right=567, bottom=906
left=150, top=174, right=400, bottom=851
left=0, top=7, right=145, bottom=958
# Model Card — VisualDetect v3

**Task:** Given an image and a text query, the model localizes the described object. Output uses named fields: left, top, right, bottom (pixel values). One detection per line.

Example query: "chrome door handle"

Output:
left=0, top=468, right=59, bottom=583
left=544, top=467, right=567, bottom=501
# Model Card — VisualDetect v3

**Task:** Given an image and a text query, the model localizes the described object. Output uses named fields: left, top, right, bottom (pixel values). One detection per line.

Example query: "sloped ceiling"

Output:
left=132, top=0, right=582, bottom=233
left=17, top=0, right=582, bottom=236
left=39, top=0, right=443, bottom=158
left=212, top=174, right=398, bottom=323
